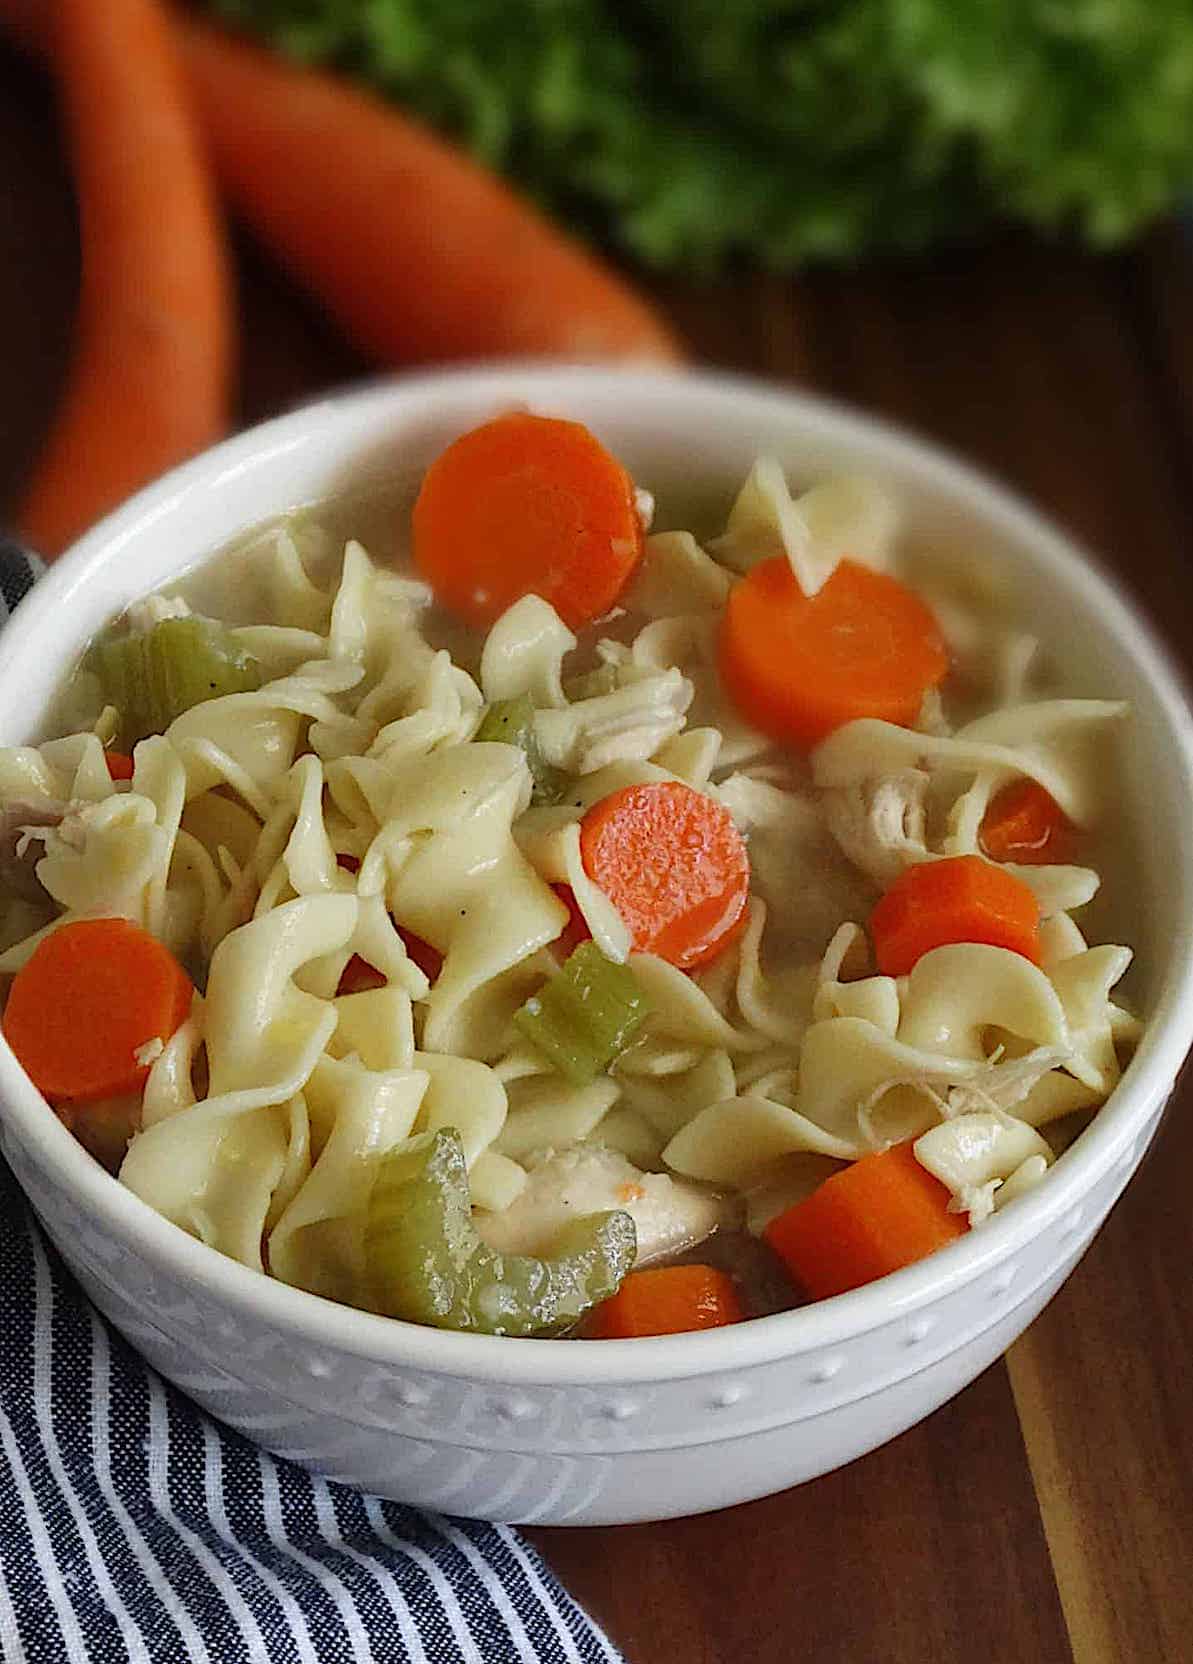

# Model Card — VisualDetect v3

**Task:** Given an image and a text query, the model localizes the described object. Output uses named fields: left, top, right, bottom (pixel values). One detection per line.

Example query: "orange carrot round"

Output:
left=412, top=413, right=643, bottom=630
left=16, top=0, right=232, bottom=556
left=579, top=781, right=750, bottom=970
left=764, top=1140, right=966, bottom=1301
left=2, top=918, right=194, bottom=1105
left=104, top=750, right=135, bottom=782
left=582, top=1264, right=743, bottom=1339
left=869, top=855, right=1042, bottom=978
left=980, top=779, right=1076, bottom=866
left=175, top=16, right=683, bottom=369
left=719, top=557, right=949, bottom=750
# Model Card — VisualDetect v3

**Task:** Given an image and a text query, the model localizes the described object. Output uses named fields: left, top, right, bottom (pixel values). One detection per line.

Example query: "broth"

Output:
left=0, top=420, right=1141, bottom=1337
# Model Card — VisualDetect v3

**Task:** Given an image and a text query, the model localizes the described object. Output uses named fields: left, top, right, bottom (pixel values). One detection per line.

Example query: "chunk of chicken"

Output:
left=821, top=770, right=930, bottom=886
left=473, top=1143, right=730, bottom=1265
left=533, top=669, right=693, bottom=776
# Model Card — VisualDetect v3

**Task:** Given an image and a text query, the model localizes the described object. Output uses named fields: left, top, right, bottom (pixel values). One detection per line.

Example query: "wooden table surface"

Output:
left=3, top=39, right=1193, bottom=1664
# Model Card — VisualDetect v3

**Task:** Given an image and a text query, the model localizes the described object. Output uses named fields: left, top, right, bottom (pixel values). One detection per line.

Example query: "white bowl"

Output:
left=2, top=367, right=1191, bottom=1527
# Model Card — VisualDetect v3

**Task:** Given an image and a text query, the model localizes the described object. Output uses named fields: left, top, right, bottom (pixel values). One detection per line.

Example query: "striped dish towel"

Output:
left=0, top=539, right=623, bottom=1664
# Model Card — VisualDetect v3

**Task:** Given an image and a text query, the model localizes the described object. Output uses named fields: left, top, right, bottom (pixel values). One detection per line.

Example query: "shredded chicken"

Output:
left=533, top=669, right=693, bottom=775
left=473, top=1144, right=729, bottom=1265
left=821, top=770, right=930, bottom=885
left=944, top=1045, right=1072, bottom=1117
left=915, top=1112, right=1052, bottom=1226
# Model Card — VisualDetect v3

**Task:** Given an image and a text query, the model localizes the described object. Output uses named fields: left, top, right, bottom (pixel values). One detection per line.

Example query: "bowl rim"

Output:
left=2, top=362, right=1191, bottom=1387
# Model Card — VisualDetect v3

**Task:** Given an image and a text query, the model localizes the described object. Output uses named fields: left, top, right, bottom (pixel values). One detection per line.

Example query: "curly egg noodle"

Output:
left=0, top=447, right=1139, bottom=1326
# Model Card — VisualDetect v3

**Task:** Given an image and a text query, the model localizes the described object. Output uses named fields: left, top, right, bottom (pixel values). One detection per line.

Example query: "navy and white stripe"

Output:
left=0, top=539, right=43, bottom=621
left=0, top=547, right=623, bottom=1664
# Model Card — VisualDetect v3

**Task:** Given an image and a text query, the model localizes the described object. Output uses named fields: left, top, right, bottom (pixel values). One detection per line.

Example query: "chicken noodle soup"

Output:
left=0, top=413, right=1140, bottom=1337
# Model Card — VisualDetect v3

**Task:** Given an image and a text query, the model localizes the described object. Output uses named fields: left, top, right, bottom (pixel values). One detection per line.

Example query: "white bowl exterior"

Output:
left=1, top=368, right=1191, bottom=1524
left=2, top=1084, right=1167, bottom=1524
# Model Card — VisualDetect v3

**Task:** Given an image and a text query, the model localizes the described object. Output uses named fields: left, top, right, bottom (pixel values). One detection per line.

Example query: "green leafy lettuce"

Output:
left=208, top=0, right=1193, bottom=269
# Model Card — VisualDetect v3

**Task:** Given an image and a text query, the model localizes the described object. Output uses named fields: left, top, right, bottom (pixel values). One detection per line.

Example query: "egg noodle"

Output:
left=0, top=448, right=1139, bottom=1326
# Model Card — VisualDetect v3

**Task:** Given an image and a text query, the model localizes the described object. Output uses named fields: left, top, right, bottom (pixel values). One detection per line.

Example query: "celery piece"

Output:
left=365, top=1127, right=635, bottom=1336
left=474, top=694, right=566, bottom=805
left=95, top=616, right=262, bottom=743
left=514, top=940, right=649, bottom=1086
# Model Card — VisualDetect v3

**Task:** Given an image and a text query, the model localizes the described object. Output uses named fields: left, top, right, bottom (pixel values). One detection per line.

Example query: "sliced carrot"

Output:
left=397, top=927, right=444, bottom=984
left=719, top=557, right=949, bottom=750
left=764, top=1140, right=966, bottom=1301
left=104, top=750, right=135, bottom=782
left=16, top=0, right=232, bottom=556
left=579, top=781, right=750, bottom=971
left=2, top=918, right=193, bottom=1104
left=336, top=955, right=387, bottom=997
left=550, top=883, right=592, bottom=960
left=980, top=779, right=1076, bottom=866
left=412, top=413, right=643, bottom=631
left=582, top=1265, right=744, bottom=1339
left=175, top=17, right=682, bottom=369
left=869, top=854, right=1041, bottom=978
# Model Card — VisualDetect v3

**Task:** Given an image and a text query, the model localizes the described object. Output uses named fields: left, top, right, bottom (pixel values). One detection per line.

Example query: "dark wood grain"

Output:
left=3, top=36, right=1192, bottom=1664
left=547, top=241, right=1193, bottom=1661
left=1006, top=1073, right=1193, bottom=1664
left=799, top=241, right=1193, bottom=649
left=1144, top=226, right=1193, bottom=496
left=530, top=1365, right=1073, bottom=1664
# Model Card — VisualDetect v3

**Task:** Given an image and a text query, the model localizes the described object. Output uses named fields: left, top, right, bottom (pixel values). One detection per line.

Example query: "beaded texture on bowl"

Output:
left=0, top=369, right=1188, bottom=1523
left=2, top=1094, right=1164, bottom=1524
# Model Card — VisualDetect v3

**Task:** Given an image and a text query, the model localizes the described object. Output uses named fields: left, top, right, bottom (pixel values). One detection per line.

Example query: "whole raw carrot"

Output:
left=174, top=14, right=684, bottom=367
left=14, top=0, right=233, bottom=556
left=0, top=0, right=43, bottom=55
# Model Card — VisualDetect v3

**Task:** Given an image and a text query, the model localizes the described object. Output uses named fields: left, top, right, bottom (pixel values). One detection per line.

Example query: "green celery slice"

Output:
left=365, top=1127, right=635, bottom=1335
left=514, top=940, right=649, bottom=1086
left=474, top=694, right=567, bottom=805
left=95, top=616, right=262, bottom=743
